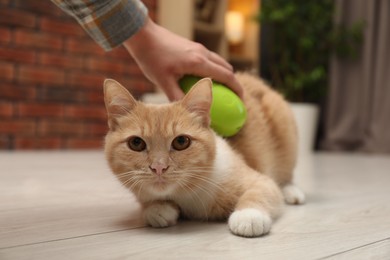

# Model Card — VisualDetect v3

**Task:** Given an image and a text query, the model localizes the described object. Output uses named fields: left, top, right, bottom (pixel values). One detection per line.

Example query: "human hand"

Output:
left=123, top=18, right=243, bottom=101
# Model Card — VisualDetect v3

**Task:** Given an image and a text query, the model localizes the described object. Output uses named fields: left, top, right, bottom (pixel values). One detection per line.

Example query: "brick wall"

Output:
left=0, top=0, right=157, bottom=149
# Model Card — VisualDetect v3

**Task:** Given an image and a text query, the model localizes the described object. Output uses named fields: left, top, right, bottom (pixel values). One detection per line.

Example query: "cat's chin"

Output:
left=152, top=180, right=168, bottom=189
left=147, top=179, right=176, bottom=196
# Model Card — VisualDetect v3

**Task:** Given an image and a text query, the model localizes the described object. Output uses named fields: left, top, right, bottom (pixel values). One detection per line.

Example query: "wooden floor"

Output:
left=0, top=151, right=389, bottom=259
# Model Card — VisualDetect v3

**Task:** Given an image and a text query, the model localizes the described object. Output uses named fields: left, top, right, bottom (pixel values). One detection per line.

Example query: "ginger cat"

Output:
left=103, top=73, right=305, bottom=237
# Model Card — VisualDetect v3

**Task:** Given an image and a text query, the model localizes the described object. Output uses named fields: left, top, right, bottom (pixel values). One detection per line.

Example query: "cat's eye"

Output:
left=172, top=135, right=191, bottom=151
left=127, top=136, right=146, bottom=152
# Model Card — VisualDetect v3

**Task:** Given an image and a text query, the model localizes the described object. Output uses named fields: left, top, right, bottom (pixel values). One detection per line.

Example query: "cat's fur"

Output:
left=103, top=73, right=304, bottom=237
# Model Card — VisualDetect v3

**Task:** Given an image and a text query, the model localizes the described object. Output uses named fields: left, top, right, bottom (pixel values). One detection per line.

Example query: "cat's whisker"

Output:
left=116, top=171, right=141, bottom=178
left=173, top=174, right=222, bottom=220
left=132, top=179, right=145, bottom=198
left=137, top=182, right=145, bottom=199
left=119, top=171, right=148, bottom=187
left=126, top=178, right=145, bottom=193
left=121, top=176, right=138, bottom=188
left=182, top=177, right=219, bottom=203
left=116, top=169, right=148, bottom=179
left=118, top=175, right=143, bottom=183
left=171, top=170, right=227, bottom=195
left=176, top=180, right=209, bottom=220
left=179, top=166, right=215, bottom=172
left=185, top=175, right=224, bottom=193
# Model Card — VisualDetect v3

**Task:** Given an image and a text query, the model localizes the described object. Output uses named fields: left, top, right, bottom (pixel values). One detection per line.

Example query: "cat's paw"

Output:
left=143, top=203, right=179, bottom=228
left=282, top=184, right=305, bottom=205
left=228, top=208, right=272, bottom=237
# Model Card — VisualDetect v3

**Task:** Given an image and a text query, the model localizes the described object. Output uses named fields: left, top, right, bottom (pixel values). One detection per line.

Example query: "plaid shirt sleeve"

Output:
left=51, top=0, right=148, bottom=51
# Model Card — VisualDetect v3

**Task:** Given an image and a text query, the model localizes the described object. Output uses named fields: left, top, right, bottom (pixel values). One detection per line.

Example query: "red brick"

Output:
left=65, top=138, right=103, bottom=149
left=68, top=72, right=105, bottom=88
left=0, top=102, right=13, bottom=117
left=0, top=0, right=158, bottom=151
left=64, top=105, right=107, bottom=121
left=38, top=120, right=84, bottom=136
left=84, top=122, right=108, bottom=136
left=0, top=8, right=36, bottom=28
left=85, top=90, right=104, bottom=103
left=0, top=62, right=15, bottom=81
left=111, top=77, right=138, bottom=89
left=0, top=135, right=12, bottom=149
left=65, top=38, right=105, bottom=55
left=0, top=28, right=11, bottom=44
left=0, top=83, right=36, bottom=100
left=129, top=64, right=144, bottom=75
left=0, top=46, right=36, bottom=63
left=17, top=103, right=64, bottom=117
left=0, top=0, right=10, bottom=6
left=18, top=65, right=65, bottom=85
left=119, top=77, right=154, bottom=93
left=106, top=46, right=132, bottom=61
left=14, top=137, right=62, bottom=149
left=14, top=0, right=65, bottom=17
left=0, top=119, right=36, bottom=135
left=85, top=58, right=125, bottom=74
left=14, top=30, right=63, bottom=50
left=38, top=52, right=83, bottom=69
left=102, top=61, right=142, bottom=75
left=40, top=17, right=85, bottom=37
left=100, top=77, right=151, bottom=99
left=40, top=87, right=84, bottom=103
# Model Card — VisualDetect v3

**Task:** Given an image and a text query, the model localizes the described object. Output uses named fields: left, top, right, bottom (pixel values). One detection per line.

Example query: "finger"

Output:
left=160, top=77, right=185, bottom=101
left=208, top=51, right=233, bottom=71
left=189, top=62, right=244, bottom=99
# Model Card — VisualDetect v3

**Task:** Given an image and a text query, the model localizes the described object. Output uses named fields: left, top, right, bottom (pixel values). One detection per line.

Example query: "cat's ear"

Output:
left=181, top=78, right=213, bottom=126
left=103, top=79, right=137, bottom=130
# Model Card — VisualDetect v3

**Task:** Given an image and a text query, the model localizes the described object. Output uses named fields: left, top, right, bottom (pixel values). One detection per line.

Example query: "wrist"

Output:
left=123, top=17, right=156, bottom=56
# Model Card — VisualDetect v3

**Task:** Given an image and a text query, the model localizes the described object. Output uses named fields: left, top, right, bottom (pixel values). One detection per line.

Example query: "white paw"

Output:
left=143, top=203, right=179, bottom=228
left=282, top=184, right=305, bottom=205
left=228, top=208, right=272, bottom=237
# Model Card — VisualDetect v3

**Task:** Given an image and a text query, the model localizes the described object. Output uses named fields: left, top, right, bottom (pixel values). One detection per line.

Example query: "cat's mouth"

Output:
left=146, top=171, right=176, bottom=191
left=154, top=176, right=166, bottom=183
left=150, top=177, right=171, bottom=192
left=150, top=175, right=169, bottom=187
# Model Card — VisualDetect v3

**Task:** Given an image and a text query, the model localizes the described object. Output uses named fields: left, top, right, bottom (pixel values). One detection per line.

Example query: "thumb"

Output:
left=162, top=78, right=185, bottom=101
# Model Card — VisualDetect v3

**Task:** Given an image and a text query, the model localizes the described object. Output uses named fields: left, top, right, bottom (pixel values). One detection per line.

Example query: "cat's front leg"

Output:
left=228, top=175, right=283, bottom=237
left=228, top=208, right=272, bottom=237
left=143, top=201, right=179, bottom=228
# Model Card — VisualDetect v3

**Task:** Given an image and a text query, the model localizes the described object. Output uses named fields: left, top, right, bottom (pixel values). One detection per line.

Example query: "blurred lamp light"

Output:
left=225, top=11, right=244, bottom=44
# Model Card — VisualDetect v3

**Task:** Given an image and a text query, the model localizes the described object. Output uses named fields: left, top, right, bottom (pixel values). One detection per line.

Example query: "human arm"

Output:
left=51, top=0, right=243, bottom=101
left=51, top=0, right=148, bottom=51
left=123, top=18, right=244, bottom=101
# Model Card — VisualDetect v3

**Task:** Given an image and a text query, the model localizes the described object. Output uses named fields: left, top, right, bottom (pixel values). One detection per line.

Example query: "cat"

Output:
left=103, top=73, right=305, bottom=237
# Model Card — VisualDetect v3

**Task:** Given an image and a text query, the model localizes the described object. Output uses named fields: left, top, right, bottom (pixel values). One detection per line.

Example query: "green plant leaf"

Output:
left=258, top=0, right=363, bottom=103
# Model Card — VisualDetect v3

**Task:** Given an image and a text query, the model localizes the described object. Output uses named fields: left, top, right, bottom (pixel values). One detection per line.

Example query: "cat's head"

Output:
left=103, top=79, right=216, bottom=200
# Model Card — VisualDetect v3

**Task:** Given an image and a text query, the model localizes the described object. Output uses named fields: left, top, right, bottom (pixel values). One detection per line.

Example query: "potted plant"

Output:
left=257, top=0, right=363, bottom=154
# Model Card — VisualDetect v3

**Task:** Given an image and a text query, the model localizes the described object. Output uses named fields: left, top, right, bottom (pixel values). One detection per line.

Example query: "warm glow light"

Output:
left=225, top=11, right=244, bottom=44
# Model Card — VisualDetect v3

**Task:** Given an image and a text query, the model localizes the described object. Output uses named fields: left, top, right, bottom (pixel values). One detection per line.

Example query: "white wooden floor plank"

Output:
left=0, top=151, right=144, bottom=248
left=0, top=152, right=389, bottom=259
left=321, top=238, right=390, bottom=260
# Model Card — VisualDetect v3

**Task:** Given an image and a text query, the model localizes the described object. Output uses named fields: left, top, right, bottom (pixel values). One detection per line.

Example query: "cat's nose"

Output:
left=149, top=162, right=169, bottom=176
